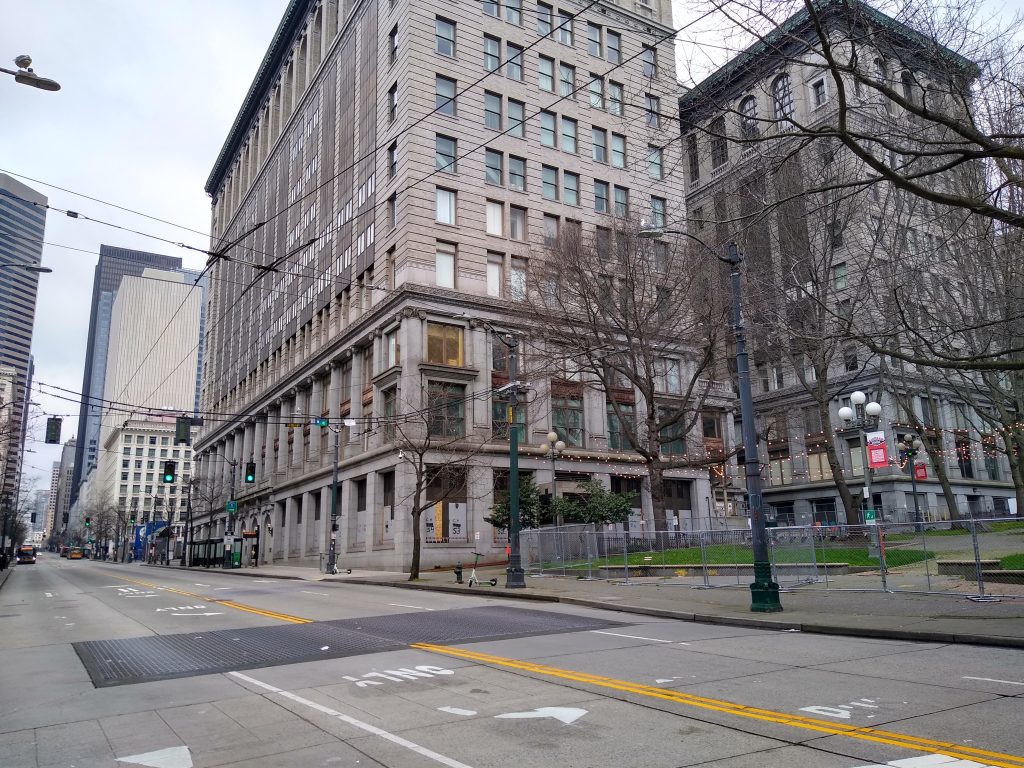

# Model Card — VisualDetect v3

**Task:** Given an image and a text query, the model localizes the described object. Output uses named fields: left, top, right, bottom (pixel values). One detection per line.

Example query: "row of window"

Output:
left=121, top=459, right=192, bottom=471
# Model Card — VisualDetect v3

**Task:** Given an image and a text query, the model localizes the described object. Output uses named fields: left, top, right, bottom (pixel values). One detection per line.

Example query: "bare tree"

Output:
left=517, top=220, right=731, bottom=539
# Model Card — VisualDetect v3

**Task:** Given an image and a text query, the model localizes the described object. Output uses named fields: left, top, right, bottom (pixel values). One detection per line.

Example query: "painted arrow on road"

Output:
left=495, top=707, right=587, bottom=725
left=117, top=745, right=192, bottom=768
left=171, top=612, right=224, bottom=617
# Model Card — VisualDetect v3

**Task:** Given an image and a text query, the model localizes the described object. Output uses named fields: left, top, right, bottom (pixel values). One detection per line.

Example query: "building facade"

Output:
left=196, top=0, right=702, bottom=570
left=71, top=246, right=185, bottom=503
left=52, top=438, right=75, bottom=537
left=677, top=2, right=1016, bottom=525
left=0, top=174, right=47, bottom=502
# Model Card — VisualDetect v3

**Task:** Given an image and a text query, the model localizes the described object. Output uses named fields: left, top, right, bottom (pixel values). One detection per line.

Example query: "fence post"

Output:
left=622, top=529, right=630, bottom=584
left=920, top=522, right=932, bottom=592
left=970, top=513, right=986, bottom=598
left=699, top=531, right=710, bottom=588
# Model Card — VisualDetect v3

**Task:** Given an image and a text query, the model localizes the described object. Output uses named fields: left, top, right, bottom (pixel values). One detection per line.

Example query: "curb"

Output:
left=138, top=564, right=1024, bottom=650
left=0, top=568, right=11, bottom=592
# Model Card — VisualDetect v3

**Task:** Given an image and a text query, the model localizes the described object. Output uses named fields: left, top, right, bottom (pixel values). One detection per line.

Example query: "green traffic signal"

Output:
left=315, top=417, right=330, bottom=427
left=162, top=460, right=176, bottom=483
left=84, top=516, right=91, bottom=527
left=244, top=461, right=256, bottom=483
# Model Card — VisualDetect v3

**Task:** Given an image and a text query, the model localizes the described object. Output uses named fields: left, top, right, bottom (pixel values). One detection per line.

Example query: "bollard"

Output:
left=454, top=561, right=463, bottom=584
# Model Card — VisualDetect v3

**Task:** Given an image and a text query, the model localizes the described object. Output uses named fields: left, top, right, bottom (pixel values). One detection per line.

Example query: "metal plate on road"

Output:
left=72, top=606, right=621, bottom=688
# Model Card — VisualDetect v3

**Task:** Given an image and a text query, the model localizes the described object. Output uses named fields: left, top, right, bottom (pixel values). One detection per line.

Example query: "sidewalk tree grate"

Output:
left=72, top=606, right=621, bottom=687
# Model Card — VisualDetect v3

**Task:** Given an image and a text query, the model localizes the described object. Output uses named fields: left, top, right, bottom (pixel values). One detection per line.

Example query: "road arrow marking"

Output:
left=171, top=612, right=224, bottom=616
left=439, top=706, right=477, bottom=716
left=963, top=676, right=1024, bottom=687
left=116, top=745, right=192, bottom=768
left=494, top=707, right=587, bottom=725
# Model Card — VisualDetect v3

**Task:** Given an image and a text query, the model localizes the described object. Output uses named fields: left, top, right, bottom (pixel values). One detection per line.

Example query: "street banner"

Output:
left=866, top=430, right=889, bottom=469
left=914, top=461, right=928, bottom=480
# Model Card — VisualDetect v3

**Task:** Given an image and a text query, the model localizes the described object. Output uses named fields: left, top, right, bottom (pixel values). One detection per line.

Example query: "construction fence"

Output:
left=519, top=518, right=1024, bottom=598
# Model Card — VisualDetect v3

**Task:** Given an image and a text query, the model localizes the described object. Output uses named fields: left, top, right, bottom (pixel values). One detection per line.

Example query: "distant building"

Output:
left=53, top=439, right=75, bottom=535
left=0, top=174, right=47, bottom=502
left=46, top=461, right=60, bottom=536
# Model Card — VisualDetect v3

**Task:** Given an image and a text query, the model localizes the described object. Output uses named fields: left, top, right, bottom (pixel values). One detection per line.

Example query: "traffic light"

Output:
left=45, top=417, right=63, bottom=444
left=84, top=516, right=91, bottom=528
left=129, top=514, right=136, bottom=525
left=315, top=417, right=330, bottom=427
left=244, top=461, right=256, bottom=483
left=175, top=416, right=192, bottom=445
left=162, top=461, right=176, bottom=483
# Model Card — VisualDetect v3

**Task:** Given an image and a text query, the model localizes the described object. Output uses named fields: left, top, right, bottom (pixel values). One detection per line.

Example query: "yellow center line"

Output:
left=412, top=643, right=1024, bottom=768
left=115, top=575, right=313, bottom=624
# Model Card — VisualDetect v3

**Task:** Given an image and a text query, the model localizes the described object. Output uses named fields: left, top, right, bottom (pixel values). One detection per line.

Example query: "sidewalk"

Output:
left=149, top=560, right=1024, bottom=649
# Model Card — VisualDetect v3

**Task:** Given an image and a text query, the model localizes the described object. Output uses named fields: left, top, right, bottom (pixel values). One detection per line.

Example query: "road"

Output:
left=1, top=553, right=1022, bottom=768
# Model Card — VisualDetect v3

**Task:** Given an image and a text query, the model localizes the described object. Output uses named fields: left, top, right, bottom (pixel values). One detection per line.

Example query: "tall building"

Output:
left=0, top=174, right=47, bottom=502
left=52, top=439, right=75, bottom=536
left=71, top=246, right=184, bottom=503
left=677, top=1, right=1015, bottom=524
left=196, top=0, right=689, bottom=568
left=46, top=460, right=60, bottom=536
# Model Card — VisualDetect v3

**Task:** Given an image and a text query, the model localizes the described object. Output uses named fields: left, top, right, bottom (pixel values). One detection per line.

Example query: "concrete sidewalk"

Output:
left=146, top=559, right=1024, bottom=649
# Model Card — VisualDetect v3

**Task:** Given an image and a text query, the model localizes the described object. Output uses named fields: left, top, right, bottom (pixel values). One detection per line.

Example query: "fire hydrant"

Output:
left=454, top=561, right=463, bottom=584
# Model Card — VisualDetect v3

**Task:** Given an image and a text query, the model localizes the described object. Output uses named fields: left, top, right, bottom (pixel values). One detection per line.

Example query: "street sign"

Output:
left=866, top=431, right=888, bottom=468
left=864, top=509, right=877, bottom=523
left=913, top=462, right=928, bottom=481
left=226, top=500, right=238, bottom=513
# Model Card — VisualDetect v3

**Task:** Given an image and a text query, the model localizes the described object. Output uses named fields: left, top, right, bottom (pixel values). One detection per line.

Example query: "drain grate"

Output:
left=73, top=606, right=620, bottom=687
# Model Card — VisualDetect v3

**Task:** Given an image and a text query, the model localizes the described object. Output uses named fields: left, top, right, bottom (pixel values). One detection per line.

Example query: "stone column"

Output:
left=277, top=398, right=291, bottom=474
left=253, top=417, right=266, bottom=479
left=309, top=376, right=324, bottom=462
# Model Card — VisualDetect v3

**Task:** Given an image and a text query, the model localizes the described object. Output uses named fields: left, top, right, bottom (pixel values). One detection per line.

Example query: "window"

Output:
left=384, top=329, right=400, bottom=368
left=645, top=94, right=660, bottom=127
left=427, top=382, right=465, bottom=436
left=510, top=206, right=527, bottom=240
left=435, top=187, right=456, bottom=225
left=484, top=35, right=501, bottom=72
left=484, top=0, right=498, bottom=16
left=508, top=99, right=525, bottom=137
left=606, top=31, right=621, bottom=63
left=537, top=2, right=553, bottom=35
left=559, top=63, right=575, bottom=98
left=561, top=117, right=577, bottom=152
left=389, top=24, right=398, bottom=65
left=388, top=141, right=398, bottom=177
left=539, top=56, right=555, bottom=91
left=641, top=45, right=657, bottom=77
left=506, top=43, right=523, bottom=80
left=608, top=81, right=623, bottom=115
left=647, top=145, right=663, bottom=178
left=686, top=134, right=699, bottom=182
left=553, top=395, right=584, bottom=446
left=492, top=395, right=527, bottom=441
left=587, top=23, right=602, bottom=56
left=613, top=185, right=629, bottom=217
left=607, top=402, right=635, bottom=450
left=656, top=358, right=682, bottom=394
left=505, top=0, right=522, bottom=24
left=508, top=155, right=526, bottom=191
left=510, top=256, right=527, bottom=298
left=594, top=180, right=609, bottom=213
left=710, top=116, right=728, bottom=168
left=485, top=149, right=503, bottom=185
left=556, top=11, right=573, bottom=44
left=588, top=74, right=604, bottom=108
left=435, top=242, right=456, bottom=288
left=486, top=200, right=504, bottom=236
left=426, top=323, right=464, bottom=365
left=611, top=133, right=626, bottom=167
left=563, top=171, right=579, bottom=205
left=435, top=134, right=457, bottom=173
left=592, top=127, right=607, bottom=162
left=811, top=77, right=827, bottom=108
left=542, top=165, right=559, bottom=200
left=739, top=95, right=759, bottom=138
left=387, top=82, right=398, bottom=123
left=435, top=17, right=456, bottom=56
left=435, top=75, right=456, bottom=116
left=833, top=262, right=848, bottom=290
left=388, top=192, right=397, bottom=227
left=540, top=111, right=556, bottom=146
left=650, top=196, right=666, bottom=227
left=772, top=74, right=794, bottom=122
left=487, top=253, right=503, bottom=297
left=484, top=91, right=502, bottom=129
left=543, top=214, right=559, bottom=245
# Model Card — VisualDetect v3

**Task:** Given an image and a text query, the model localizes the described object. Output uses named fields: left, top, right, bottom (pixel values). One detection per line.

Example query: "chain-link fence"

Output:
left=518, top=518, right=1024, bottom=597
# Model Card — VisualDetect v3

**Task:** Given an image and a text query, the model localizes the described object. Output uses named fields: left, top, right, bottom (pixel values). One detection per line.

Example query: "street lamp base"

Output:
left=505, top=566, right=526, bottom=589
left=749, top=561, right=783, bottom=612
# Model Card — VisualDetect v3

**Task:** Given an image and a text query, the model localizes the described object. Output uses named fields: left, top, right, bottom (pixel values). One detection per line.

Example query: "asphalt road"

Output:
left=1, top=553, right=1023, bottom=768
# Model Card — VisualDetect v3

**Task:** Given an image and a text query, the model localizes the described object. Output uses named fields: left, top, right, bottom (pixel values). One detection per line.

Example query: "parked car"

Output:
left=60, top=546, right=69, bottom=558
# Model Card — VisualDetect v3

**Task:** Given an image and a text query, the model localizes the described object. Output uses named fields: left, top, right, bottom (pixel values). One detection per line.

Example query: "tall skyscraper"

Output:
left=71, top=246, right=183, bottom=502
left=0, top=173, right=47, bottom=501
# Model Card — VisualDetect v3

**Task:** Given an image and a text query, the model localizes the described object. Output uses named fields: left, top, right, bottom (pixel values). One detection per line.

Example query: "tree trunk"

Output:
left=647, top=459, right=668, bottom=550
left=918, top=430, right=960, bottom=520
left=821, top=407, right=857, bottom=523
left=1006, top=430, right=1024, bottom=517
left=409, top=486, right=423, bottom=581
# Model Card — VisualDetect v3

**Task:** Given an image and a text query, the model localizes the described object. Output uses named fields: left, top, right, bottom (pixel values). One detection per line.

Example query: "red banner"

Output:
left=914, top=461, right=928, bottom=481
left=865, top=431, right=888, bottom=469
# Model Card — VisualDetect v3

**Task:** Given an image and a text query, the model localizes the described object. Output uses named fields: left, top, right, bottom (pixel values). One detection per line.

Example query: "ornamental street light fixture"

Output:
left=638, top=225, right=781, bottom=612
left=540, top=431, right=566, bottom=560
left=897, top=434, right=926, bottom=532
left=837, top=390, right=883, bottom=524
left=1, top=55, right=61, bottom=91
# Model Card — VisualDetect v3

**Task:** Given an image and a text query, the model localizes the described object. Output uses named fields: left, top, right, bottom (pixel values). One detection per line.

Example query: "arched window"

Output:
left=772, top=74, right=794, bottom=123
left=739, top=95, right=759, bottom=138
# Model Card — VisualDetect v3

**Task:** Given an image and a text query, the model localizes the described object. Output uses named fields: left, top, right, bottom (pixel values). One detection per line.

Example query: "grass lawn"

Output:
left=990, top=521, right=1024, bottom=532
left=612, top=543, right=933, bottom=568
left=1000, top=553, right=1024, bottom=569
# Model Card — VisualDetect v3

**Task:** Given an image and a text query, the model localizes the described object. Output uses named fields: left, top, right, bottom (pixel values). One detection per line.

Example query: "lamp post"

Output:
left=540, top=431, right=566, bottom=562
left=897, top=434, right=926, bottom=531
left=638, top=228, right=781, bottom=612
left=1, top=55, right=61, bottom=91
left=837, top=390, right=883, bottom=524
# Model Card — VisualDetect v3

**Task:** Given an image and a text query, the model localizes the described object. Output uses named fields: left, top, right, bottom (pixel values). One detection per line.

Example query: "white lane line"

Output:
left=213, top=587, right=232, bottom=591
left=194, top=583, right=211, bottom=587
left=44, top=592, right=53, bottom=598
left=591, top=630, right=672, bottom=643
left=301, top=591, right=329, bottom=596
left=229, top=671, right=474, bottom=768
left=252, top=579, right=275, bottom=583
left=962, top=676, right=1024, bottom=686
left=389, top=603, right=435, bottom=611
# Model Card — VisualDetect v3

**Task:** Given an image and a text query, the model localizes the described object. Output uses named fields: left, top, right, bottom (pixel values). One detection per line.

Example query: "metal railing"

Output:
left=517, top=518, right=1024, bottom=597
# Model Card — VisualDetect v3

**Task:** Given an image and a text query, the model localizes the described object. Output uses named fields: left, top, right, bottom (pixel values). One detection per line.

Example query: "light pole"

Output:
left=837, top=390, right=883, bottom=524
left=897, top=434, right=925, bottom=531
left=489, top=330, right=526, bottom=588
left=540, top=431, right=566, bottom=562
left=0, top=55, right=61, bottom=91
left=639, top=228, right=781, bottom=612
